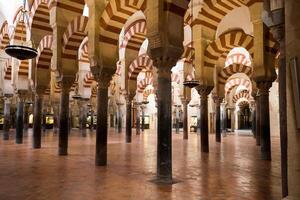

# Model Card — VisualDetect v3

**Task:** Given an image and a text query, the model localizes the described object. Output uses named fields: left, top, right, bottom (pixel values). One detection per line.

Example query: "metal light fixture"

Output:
left=183, top=0, right=199, bottom=89
left=5, top=0, right=37, bottom=60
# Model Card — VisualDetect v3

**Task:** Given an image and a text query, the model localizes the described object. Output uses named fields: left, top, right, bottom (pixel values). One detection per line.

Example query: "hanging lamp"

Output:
left=5, top=0, right=37, bottom=60
left=183, top=0, right=200, bottom=89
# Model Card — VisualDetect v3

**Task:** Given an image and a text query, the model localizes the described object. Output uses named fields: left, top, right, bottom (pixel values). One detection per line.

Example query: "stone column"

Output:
left=116, top=103, right=122, bottom=134
left=255, top=93, right=261, bottom=146
left=15, top=92, right=25, bottom=144
left=58, top=79, right=73, bottom=155
left=141, top=105, right=145, bottom=133
left=3, top=97, right=11, bottom=140
left=125, top=95, right=133, bottom=143
left=156, top=66, right=173, bottom=182
left=95, top=79, right=110, bottom=166
left=214, top=97, right=223, bottom=143
left=181, top=99, right=189, bottom=140
left=42, top=108, right=47, bottom=132
left=251, top=100, right=256, bottom=138
left=257, top=81, right=273, bottom=160
left=196, top=86, right=213, bottom=152
left=78, top=99, right=87, bottom=137
left=33, top=93, right=43, bottom=148
left=53, top=103, right=59, bottom=134
left=136, top=103, right=141, bottom=135
left=23, top=102, right=30, bottom=131
left=90, top=109, right=94, bottom=130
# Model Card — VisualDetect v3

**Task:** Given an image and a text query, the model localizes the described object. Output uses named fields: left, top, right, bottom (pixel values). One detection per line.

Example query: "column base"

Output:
left=59, top=148, right=68, bottom=156
left=261, top=152, right=271, bottom=161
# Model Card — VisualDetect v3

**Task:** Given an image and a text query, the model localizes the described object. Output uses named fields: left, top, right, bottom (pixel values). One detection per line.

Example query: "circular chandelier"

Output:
left=5, top=0, right=37, bottom=60
left=183, top=0, right=200, bottom=89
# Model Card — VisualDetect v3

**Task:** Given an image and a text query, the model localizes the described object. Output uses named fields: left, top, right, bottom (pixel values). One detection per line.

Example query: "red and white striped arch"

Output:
left=37, top=35, right=53, bottom=69
left=137, top=71, right=153, bottom=93
left=218, top=64, right=253, bottom=84
left=204, top=30, right=254, bottom=69
left=225, top=53, right=251, bottom=67
left=128, top=54, right=153, bottom=80
left=30, top=0, right=52, bottom=37
left=225, top=78, right=251, bottom=95
left=83, top=72, right=94, bottom=88
left=4, top=65, right=12, bottom=80
left=120, top=19, right=147, bottom=51
left=100, top=0, right=146, bottom=46
left=62, top=16, right=89, bottom=60
left=115, top=60, right=122, bottom=76
left=79, top=40, right=89, bottom=63
left=184, top=0, right=262, bottom=30
left=232, top=90, right=250, bottom=104
left=0, top=21, right=10, bottom=50
left=237, top=100, right=250, bottom=108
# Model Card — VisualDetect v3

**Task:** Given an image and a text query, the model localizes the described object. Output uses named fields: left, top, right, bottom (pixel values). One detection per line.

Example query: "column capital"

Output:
left=153, top=56, right=179, bottom=71
left=212, top=96, right=224, bottom=104
left=57, top=75, right=76, bottom=89
left=195, top=85, right=213, bottom=97
left=91, top=67, right=114, bottom=89
left=256, top=81, right=272, bottom=96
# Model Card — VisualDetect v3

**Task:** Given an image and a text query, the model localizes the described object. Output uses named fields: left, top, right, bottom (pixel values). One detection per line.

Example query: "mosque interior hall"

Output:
left=0, top=0, right=299, bottom=199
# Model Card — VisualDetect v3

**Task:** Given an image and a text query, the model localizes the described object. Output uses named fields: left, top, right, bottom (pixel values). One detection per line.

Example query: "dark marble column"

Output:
left=116, top=103, right=122, bottom=134
left=214, top=97, right=222, bottom=143
left=196, top=86, right=213, bottom=153
left=53, top=103, right=59, bottom=134
left=257, top=81, right=273, bottom=160
left=42, top=109, right=46, bottom=132
left=59, top=86, right=71, bottom=155
left=95, top=84, right=109, bottom=166
left=90, top=109, right=94, bottom=130
left=251, top=101, right=256, bottom=138
left=125, top=95, right=133, bottom=143
left=141, top=105, right=145, bottom=133
left=23, top=102, right=30, bottom=131
left=15, top=93, right=25, bottom=144
left=136, top=103, right=141, bottom=135
left=33, top=94, right=43, bottom=148
left=79, top=100, right=87, bottom=137
left=255, top=93, right=261, bottom=146
left=3, top=97, right=11, bottom=140
left=182, top=99, right=189, bottom=140
left=156, top=67, right=172, bottom=182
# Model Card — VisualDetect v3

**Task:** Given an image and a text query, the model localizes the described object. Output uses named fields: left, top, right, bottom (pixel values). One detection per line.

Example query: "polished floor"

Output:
left=0, top=128, right=281, bottom=200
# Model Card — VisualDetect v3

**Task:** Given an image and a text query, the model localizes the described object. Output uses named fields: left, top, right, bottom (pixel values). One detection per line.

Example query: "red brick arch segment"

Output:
left=204, top=30, right=254, bottom=69
left=225, top=78, right=251, bottom=95
left=137, top=71, right=153, bottom=93
left=37, top=35, right=53, bottom=69
left=62, top=16, right=89, bottom=60
left=218, top=64, right=253, bottom=84
left=30, top=0, right=52, bottom=34
left=0, top=21, right=10, bottom=49
left=120, top=19, right=147, bottom=51
left=184, top=0, right=262, bottom=30
left=128, top=54, right=154, bottom=80
left=232, top=90, right=250, bottom=104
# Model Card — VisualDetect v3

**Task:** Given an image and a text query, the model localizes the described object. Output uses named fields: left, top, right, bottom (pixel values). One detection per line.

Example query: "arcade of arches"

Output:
left=0, top=0, right=299, bottom=199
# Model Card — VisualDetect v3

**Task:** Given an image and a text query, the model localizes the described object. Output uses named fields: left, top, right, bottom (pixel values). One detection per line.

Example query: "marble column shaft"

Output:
left=59, top=86, right=70, bottom=155
left=258, top=82, right=272, bottom=160
left=125, top=97, right=133, bottom=143
left=182, top=100, right=189, bottom=140
left=95, top=85, right=108, bottom=166
left=3, top=98, right=11, bottom=140
left=15, top=97, right=24, bottom=144
left=255, top=95, right=261, bottom=146
left=33, top=94, right=43, bottom=148
left=157, top=67, right=172, bottom=182
left=197, top=86, right=212, bottom=153
left=136, top=105, right=141, bottom=135
left=215, top=98, right=222, bottom=143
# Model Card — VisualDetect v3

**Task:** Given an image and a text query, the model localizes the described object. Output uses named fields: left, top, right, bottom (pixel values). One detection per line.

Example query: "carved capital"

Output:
left=195, top=85, right=214, bottom=98
left=57, top=75, right=76, bottom=89
left=256, top=81, right=272, bottom=96
left=91, top=67, right=114, bottom=89
left=213, top=96, right=224, bottom=105
left=153, top=56, right=179, bottom=70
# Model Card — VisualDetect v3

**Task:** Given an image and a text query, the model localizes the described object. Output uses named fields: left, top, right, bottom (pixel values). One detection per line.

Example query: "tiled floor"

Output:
left=0, top=129, right=281, bottom=200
